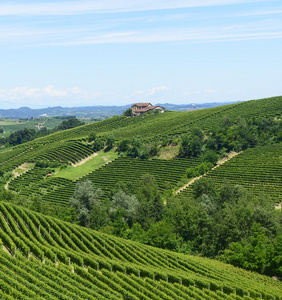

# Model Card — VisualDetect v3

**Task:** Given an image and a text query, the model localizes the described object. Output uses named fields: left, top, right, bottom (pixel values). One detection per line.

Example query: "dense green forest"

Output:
left=0, top=96, right=282, bottom=298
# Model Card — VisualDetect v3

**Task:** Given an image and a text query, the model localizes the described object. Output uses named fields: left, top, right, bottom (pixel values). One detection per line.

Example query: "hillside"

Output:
left=179, top=143, right=282, bottom=203
left=0, top=201, right=281, bottom=299
left=1, top=96, right=281, bottom=166
left=1, top=95, right=282, bottom=283
left=1, top=96, right=282, bottom=207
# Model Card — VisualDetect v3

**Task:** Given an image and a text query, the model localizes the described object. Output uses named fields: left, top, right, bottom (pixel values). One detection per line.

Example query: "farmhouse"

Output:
left=131, top=103, right=165, bottom=116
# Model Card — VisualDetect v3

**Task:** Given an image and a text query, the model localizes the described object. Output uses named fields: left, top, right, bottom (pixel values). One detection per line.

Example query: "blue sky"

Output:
left=0, top=0, right=282, bottom=108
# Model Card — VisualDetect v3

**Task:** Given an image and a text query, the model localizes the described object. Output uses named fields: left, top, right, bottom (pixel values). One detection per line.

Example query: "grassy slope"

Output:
left=53, top=148, right=119, bottom=180
left=0, top=201, right=281, bottom=299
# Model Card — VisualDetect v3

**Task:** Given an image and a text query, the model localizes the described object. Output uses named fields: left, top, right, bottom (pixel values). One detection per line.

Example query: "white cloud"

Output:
left=0, top=86, right=109, bottom=108
left=147, top=86, right=171, bottom=96
left=132, top=90, right=146, bottom=96
left=0, top=85, right=93, bottom=103
left=42, top=85, right=68, bottom=97
left=239, top=8, right=282, bottom=17
left=0, top=0, right=262, bottom=16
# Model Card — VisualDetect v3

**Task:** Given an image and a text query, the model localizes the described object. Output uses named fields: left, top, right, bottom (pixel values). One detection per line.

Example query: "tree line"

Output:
left=0, top=117, right=85, bottom=147
left=64, top=175, right=282, bottom=278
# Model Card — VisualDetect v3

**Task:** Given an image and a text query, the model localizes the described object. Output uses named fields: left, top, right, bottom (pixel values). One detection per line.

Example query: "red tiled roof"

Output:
left=132, top=103, right=151, bottom=107
left=138, top=106, right=157, bottom=112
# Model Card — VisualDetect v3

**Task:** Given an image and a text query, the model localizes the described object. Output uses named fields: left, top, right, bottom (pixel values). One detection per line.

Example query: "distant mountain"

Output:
left=0, top=101, right=239, bottom=118
left=156, top=101, right=240, bottom=111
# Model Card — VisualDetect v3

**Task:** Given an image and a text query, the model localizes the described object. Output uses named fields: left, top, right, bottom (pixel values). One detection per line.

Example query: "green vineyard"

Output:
left=9, top=156, right=201, bottom=205
left=179, top=143, right=282, bottom=202
left=1, top=96, right=282, bottom=298
left=0, top=201, right=281, bottom=299
left=1, top=96, right=282, bottom=173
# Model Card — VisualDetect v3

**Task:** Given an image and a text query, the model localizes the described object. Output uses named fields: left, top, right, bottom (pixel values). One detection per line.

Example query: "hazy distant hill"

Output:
left=0, top=101, right=239, bottom=118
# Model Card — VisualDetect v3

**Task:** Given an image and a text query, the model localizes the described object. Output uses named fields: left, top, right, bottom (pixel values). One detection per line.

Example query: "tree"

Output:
left=106, top=135, right=115, bottom=149
left=179, top=128, right=204, bottom=157
left=93, top=138, right=104, bottom=152
left=202, top=149, right=219, bottom=165
left=147, top=220, right=178, bottom=250
left=123, top=108, right=132, bottom=117
left=110, top=191, right=139, bottom=226
left=192, top=177, right=215, bottom=199
left=128, top=137, right=143, bottom=158
left=88, top=132, right=96, bottom=142
left=89, top=204, right=110, bottom=230
left=55, top=118, right=85, bottom=131
left=220, top=223, right=274, bottom=275
left=118, top=138, right=130, bottom=153
left=135, top=174, right=164, bottom=229
left=69, top=180, right=103, bottom=226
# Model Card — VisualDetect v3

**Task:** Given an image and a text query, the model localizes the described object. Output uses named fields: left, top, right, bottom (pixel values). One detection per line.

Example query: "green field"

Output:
left=53, top=148, right=119, bottom=180
left=0, top=117, right=93, bottom=138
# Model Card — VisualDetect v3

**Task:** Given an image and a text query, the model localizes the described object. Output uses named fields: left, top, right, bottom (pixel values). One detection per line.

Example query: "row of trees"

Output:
left=179, top=116, right=282, bottom=159
left=67, top=175, right=282, bottom=278
left=87, top=115, right=282, bottom=162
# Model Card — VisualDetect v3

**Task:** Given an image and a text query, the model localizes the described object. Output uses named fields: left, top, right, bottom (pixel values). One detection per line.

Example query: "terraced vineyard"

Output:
left=9, top=156, right=201, bottom=205
left=0, top=201, right=281, bottom=299
left=0, top=140, right=94, bottom=171
left=179, top=143, right=282, bottom=202
left=1, top=96, right=282, bottom=174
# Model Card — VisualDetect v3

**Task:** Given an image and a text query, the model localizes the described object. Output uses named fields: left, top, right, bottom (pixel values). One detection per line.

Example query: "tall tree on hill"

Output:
left=135, top=174, right=164, bottom=230
left=69, top=180, right=103, bottom=226
left=180, top=128, right=204, bottom=157
left=110, top=191, right=139, bottom=226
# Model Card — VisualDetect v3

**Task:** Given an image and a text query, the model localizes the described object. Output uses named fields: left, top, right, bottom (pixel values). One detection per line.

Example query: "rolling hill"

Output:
left=1, top=96, right=282, bottom=204
left=179, top=143, right=282, bottom=203
left=0, top=201, right=281, bottom=299
left=0, top=96, right=282, bottom=298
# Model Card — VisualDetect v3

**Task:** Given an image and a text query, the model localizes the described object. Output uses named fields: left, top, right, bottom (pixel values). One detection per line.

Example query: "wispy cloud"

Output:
left=147, top=86, right=171, bottom=96
left=132, top=86, right=171, bottom=98
left=1, top=18, right=281, bottom=47
left=239, top=8, right=282, bottom=16
left=0, top=85, right=91, bottom=101
left=0, top=0, right=262, bottom=16
left=41, top=20, right=282, bottom=46
left=0, top=86, right=108, bottom=107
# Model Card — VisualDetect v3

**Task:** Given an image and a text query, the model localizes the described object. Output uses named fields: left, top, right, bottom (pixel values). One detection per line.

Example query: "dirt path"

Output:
left=72, top=153, right=98, bottom=167
left=174, top=151, right=242, bottom=195
left=275, top=203, right=282, bottom=210
left=4, top=163, right=33, bottom=190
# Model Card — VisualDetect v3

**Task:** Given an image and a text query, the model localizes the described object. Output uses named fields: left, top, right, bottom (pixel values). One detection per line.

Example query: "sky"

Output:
left=0, top=0, right=282, bottom=109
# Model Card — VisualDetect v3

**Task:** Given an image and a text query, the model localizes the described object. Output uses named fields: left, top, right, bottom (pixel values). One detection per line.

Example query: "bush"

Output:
left=123, top=108, right=132, bottom=116
left=202, top=150, right=219, bottom=165
left=93, top=139, right=104, bottom=152
left=88, top=132, right=96, bottom=142
left=118, top=139, right=130, bottom=153
left=106, top=135, right=115, bottom=149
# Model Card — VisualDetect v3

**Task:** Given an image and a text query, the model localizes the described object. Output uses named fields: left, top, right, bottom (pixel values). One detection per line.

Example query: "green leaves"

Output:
left=69, top=180, right=103, bottom=226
